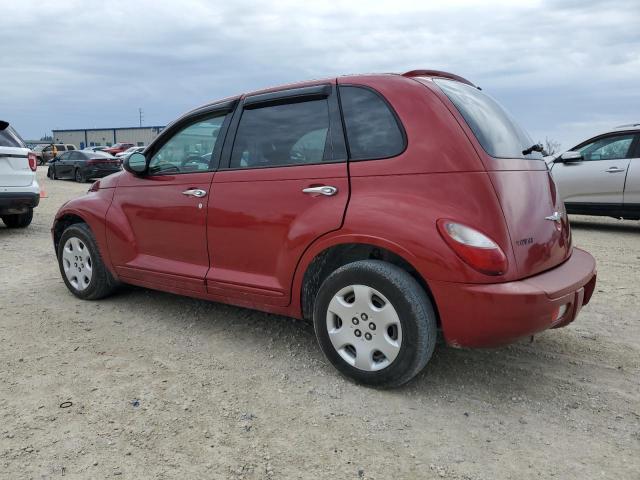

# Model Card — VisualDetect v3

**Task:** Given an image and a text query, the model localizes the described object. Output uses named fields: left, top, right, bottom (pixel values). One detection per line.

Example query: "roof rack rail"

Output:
left=614, top=123, right=640, bottom=129
left=402, top=70, right=476, bottom=87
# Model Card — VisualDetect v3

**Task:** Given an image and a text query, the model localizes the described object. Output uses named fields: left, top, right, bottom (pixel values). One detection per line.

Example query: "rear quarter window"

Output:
left=434, top=78, right=542, bottom=160
left=339, top=86, right=405, bottom=160
left=0, top=126, right=26, bottom=148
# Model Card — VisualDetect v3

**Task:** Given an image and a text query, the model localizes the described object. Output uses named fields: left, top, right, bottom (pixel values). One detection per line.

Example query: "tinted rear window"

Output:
left=434, top=79, right=542, bottom=160
left=0, top=126, right=26, bottom=148
left=339, top=86, right=405, bottom=160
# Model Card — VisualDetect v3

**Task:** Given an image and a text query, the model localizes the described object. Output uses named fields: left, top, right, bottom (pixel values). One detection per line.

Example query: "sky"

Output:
left=1, top=0, right=639, bottom=150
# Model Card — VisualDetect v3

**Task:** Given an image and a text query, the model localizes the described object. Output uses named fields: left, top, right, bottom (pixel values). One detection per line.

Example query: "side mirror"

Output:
left=558, top=151, right=583, bottom=163
left=123, top=152, right=147, bottom=175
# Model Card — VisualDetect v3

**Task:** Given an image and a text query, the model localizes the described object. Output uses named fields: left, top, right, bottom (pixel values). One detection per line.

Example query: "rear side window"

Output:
left=434, top=78, right=542, bottom=160
left=0, top=126, right=26, bottom=148
left=57, top=145, right=67, bottom=151
left=339, top=86, right=405, bottom=160
left=67, top=145, right=75, bottom=151
left=230, top=99, right=331, bottom=169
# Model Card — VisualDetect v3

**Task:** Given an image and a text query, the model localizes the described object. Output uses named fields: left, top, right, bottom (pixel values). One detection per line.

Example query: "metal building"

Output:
left=51, top=126, right=165, bottom=150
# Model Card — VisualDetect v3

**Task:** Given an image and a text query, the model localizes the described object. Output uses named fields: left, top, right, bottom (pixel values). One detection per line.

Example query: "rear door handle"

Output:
left=302, top=186, right=338, bottom=196
left=605, top=167, right=625, bottom=173
left=182, top=188, right=207, bottom=197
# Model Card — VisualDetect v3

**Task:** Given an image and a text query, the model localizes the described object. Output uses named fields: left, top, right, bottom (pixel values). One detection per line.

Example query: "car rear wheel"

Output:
left=2, top=208, right=33, bottom=228
left=57, top=223, right=118, bottom=300
left=313, top=260, right=437, bottom=388
left=75, top=168, right=86, bottom=183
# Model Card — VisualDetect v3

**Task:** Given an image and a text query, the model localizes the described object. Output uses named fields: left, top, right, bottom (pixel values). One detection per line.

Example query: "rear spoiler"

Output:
left=402, top=70, right=477, bottom=88
left=0, top=120, right=8, bottom=131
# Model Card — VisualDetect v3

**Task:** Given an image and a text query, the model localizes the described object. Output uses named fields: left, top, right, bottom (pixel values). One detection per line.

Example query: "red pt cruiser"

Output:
left=53, top=70, right=597, bottom=387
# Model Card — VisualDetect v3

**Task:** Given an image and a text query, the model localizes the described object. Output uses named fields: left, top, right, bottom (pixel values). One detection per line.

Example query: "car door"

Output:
left=68, top=151, right=85, bottom=177
left=551, top=133, right=637, bottom=206
left=106, top=105, right=233, bottom=293
left=54, top=152, right=72, bottom=178
left=623, top=137, right=640, bottom=210
left=206, top=83, right=349, bottom=306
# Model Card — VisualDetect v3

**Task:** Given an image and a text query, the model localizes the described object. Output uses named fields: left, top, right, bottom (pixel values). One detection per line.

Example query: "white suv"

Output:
left=549, top=124, right=640, bottom=220
left=0, top=121, right=39, bottom=228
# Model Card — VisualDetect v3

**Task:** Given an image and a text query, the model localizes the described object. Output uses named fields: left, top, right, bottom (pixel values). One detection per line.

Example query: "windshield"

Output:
left=434, top=79, right=542, bottom=160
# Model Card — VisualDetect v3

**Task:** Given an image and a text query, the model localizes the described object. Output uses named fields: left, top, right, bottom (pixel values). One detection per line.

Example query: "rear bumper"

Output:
left=430, top=248, right=597, bottom=348
left=0, top=191, right=40, bottom=214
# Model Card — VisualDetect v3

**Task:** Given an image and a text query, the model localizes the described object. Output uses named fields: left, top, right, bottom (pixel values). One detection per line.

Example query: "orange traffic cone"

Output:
left=40, top=182, right=47, bottom=199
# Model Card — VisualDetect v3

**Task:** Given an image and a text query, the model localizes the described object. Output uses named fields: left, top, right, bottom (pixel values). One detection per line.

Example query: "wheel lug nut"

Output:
left=369, top=322, right=376, bottom=331
left=352, top=317, right=359, bottom=325
left=354, top=329, right=362, bottom=338
left=364, top=332, right=372, bottom=340
left=361, top=313, right=368, bottom=321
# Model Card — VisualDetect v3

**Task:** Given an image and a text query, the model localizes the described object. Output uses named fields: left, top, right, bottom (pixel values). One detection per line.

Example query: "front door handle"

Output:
left=182, top=188, right=207, bottom=198
left=302, top=186, right=338, bottom=196
left=605, top=167, right=625, bottom=173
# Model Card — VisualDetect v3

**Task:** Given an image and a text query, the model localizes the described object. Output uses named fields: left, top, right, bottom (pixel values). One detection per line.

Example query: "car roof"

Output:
left=188, top=70, right=474, bottom=114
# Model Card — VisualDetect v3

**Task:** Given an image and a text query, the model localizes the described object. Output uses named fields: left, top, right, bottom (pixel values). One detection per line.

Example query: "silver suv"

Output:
left=0, top=121, right=39, bottom=228
left=549, top=124, right=640, bottom=220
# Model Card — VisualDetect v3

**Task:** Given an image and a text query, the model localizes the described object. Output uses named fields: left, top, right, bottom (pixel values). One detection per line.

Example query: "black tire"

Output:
left=75, top=168, right=86, bottom=183
left=2, top=208, right=33, bottom=228
left=313, top=260, right=437, bottom=388
left=57, top=223, right=119, bottom=300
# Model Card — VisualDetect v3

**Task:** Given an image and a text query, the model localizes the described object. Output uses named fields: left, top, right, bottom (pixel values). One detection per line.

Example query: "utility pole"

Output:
left=138, top=108, right=144, bottom=127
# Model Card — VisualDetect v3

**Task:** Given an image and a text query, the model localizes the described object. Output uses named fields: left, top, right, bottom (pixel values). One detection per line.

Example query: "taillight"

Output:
left=28, top=152, right=37, bottom=171
left=436, top=219, right=508, bottom=276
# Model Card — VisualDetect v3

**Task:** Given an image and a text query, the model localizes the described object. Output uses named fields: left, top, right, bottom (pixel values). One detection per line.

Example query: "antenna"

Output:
left=138, top=108, right=144, bottom=127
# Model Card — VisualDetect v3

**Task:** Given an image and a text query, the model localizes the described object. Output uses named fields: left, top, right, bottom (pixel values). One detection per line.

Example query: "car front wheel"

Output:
left=57, top=223, right=119, bottom=300
left=75, top=169, right=86, bottom=183
left=313, top=260, right=437, bottom=388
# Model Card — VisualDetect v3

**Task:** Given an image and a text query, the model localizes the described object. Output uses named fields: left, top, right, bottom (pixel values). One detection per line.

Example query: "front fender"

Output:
left=53, top=187, right=117, bottom=276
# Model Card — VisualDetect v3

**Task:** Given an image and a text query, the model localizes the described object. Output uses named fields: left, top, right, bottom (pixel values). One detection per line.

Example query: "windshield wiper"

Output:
left=522, top=143, right=544, bottom=156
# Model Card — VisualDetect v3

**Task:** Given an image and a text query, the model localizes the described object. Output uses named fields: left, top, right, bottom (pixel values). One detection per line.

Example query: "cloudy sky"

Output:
left=2, top=0, right=638, bottom=149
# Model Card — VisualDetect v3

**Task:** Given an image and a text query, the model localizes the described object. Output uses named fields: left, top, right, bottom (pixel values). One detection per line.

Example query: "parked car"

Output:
left=548, top=124, right=640, bottom=219
left=103, top=143, right=134, bottom=156
left=115, top=146, right=145, bottom=159
left=32, top=143, right=77, bottom=165
left=47, top=150, right=121, bottom=182
left=0, top=120, right=39, bottom=228
left=52, top=70, right=597, bottom=387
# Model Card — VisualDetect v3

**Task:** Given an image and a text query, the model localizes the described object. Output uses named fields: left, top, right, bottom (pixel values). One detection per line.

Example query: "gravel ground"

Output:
left=1, top=168, right=639, bottom=479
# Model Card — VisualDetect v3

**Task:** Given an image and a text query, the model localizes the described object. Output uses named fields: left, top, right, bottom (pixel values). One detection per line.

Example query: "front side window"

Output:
left=57, top=145, right=67, bottom=151
left=149, top=115, right=226, bottom=175
left=339, top=86, right=405, bottom=160
left=434, top=78, right=542, bottom=160
left=230, top=99, right=331, bottom=169
left=577, top=134, right=635, bottom=161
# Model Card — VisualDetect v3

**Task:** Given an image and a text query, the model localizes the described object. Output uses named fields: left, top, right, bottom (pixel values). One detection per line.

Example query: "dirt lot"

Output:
left=1, top=168, right=639, bottom=479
